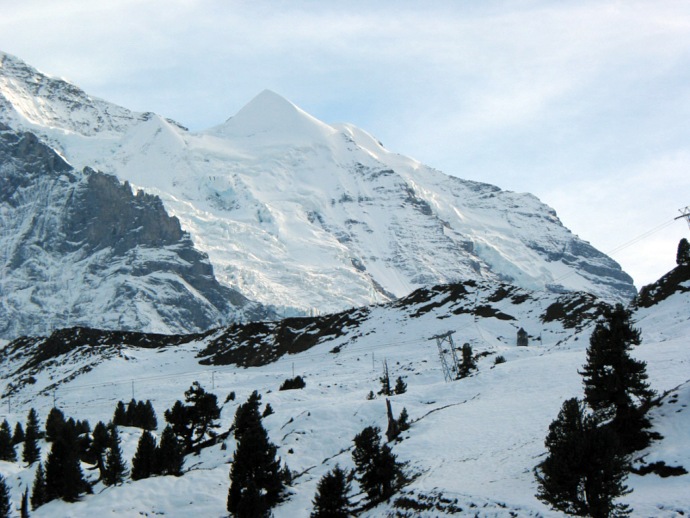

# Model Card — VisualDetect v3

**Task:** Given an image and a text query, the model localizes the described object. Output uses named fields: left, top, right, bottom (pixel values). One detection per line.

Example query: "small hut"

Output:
left=517, top=327, right=529, bottom=347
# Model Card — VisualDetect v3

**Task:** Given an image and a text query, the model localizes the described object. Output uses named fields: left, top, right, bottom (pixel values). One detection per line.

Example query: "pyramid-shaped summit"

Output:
left=209, top=89, right=337, bottom=143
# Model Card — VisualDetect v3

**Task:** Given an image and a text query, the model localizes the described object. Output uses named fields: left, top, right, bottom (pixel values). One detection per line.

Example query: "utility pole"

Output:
left=675, top=206, right=690, bottom=228
left=429, top=331, right=460, bottom=382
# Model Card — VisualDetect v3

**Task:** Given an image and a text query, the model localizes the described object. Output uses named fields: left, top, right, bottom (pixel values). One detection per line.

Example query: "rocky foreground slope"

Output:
left=0, top=273, right=687, bottom=516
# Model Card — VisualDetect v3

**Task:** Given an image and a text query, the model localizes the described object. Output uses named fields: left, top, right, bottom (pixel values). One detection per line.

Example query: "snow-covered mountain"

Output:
left=0, top=122, right=272, bottom=340
left=0, top=51, right=636, bottom=326
left=0, top=269, right=687, bottom=516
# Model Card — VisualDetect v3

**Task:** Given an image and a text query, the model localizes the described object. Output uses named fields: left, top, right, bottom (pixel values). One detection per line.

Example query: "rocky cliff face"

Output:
left=0, top=123, right=271, bottom=340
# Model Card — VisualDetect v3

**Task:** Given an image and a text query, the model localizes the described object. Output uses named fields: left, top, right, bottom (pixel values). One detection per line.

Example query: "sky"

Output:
left=1, top=0, right=689, bottom=289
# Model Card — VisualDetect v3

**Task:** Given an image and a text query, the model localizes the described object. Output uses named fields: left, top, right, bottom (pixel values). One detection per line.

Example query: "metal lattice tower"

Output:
left=429, top=331, right=460, bottom=382
left=675, top=206, right=690, bottom=229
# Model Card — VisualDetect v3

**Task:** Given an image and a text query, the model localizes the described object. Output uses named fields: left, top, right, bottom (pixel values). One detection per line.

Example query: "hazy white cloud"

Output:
left=1, top=0, right=689, bottom=287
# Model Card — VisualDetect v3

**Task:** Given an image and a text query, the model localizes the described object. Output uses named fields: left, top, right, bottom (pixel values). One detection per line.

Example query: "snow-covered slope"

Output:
left=0, top=52, right=636, bottom=321
left=0, top=276, right=686, bottom=517
left=0, top=122, right=272, bottom=340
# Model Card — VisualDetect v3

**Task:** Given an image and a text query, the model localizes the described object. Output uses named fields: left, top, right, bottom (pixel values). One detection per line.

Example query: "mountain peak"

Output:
left=208, top=89, right=337, bottom=143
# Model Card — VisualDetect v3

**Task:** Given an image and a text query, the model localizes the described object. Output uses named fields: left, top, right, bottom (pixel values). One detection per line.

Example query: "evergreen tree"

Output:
left=44, top=407, right=65, bottom=443
left=155, top=425, right=184, bottom=476
left=378, top=360, right=392, bottom=396
left=580, top=304, right=655, bottom=452
left=88, top=421, right=109, bottom=480
left=45, top=419, right=88, bottom=502
left=20, top=489, right=29, bottom=518
left=184, top=382, right=221, bottom=448
left=0, top=420, right=16, bottom=461
left=397, top=407, right=410, bottom=432
left=311, top=465, right=352, bottom=518
left=23, top=408, right=42, bottom=466
left=103, top=425, right=128, bottom=486
left=394, top=376, right=407, bottom=395
left=142, top=400, right=158, bottom=431
left=26, top=408, right=41, bottom=439
left=131, top=431, right=157, bottom=480
left=279, top=376, right=306, bottom=391
left=13, top=422, right=25, bottom=445
left=0, top=475, right=10, bottom=518
left=126, top=399, right=138, bottom=426
left=676, top=238, right=690, bottom=265
left=535, top=398, right=631, bottom=517
left=457, top=343, right=477, bottom=378
left=164, top=400, right=191, bottom=451
left=112, top=401, right=127, bottom=426
left=262, top=403, right=274, bottom=418
left=227, top=391, right=285, bottom=517
left=352, top=426, right=402, bottom=503
left=30, top=462, right=48, bottom=510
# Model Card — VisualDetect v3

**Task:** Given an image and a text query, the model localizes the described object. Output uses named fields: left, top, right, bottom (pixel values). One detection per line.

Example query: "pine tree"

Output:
left=23, top=408, right=42, bottom=466
left=457, top=343, right=477, bottom=378
left=44, top=407, right=65, bottom=443
left=164, top=382, right=219, bottom=452
left=45, top=419, right=88, bottom=502
left=126, top=399, right=138, bottom=426
left=580, top=304, right=655, bottom=452
left=20, top=489, right=29, bottom=518
left=88, top=421, right=109, bottom=480
left=30, top=462, right=48, bottom=510
left=131, top=431, right=157, bottom=480
left=227, top=391, right=285, bottom=517
left=311, top=465, right=352, bottom=518
left=22, top=425, right=40, bottom=466
left=112, top=401, right=127, bottom=426
left=184, top=382, right=221, bottom=448
left=103, top=425, right=128, bottom=486
left=676, top=238, right=690, bottom=265
left=164, top=400, right=191, bottom=451
left=535, top=398, right=631, bottom=517
left=397, top=407, right=410, bottom=432
left=394, top=376, right=407, bottom=395
left=0, top=420, right=16, bottom=462
left=0, top=475, right=10, bottom=518
left=13, top=422, right=25, bottom=445
left=378, top=360, right=392, bottom=396
left=352, top=426, right=402, bottom=503
left=155, top=425, right=184, bottom=476
left=142, top=400, right=158, bottom=431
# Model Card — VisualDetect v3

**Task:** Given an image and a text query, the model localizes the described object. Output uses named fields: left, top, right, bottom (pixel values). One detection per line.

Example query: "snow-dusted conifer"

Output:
left=12, top=422, right=24, bottom=445
left=352, top=426, right=402, bottom=503
left=30, top=462, right=48, bottom=509
left=580, top=304, right=655, bottom=452
left=45, top=419, right=89, bottom=502
left=394, top=376, right=407, bottom=395
left=0, top=421, right=16, bottom=462
left=0, top=475, right=10, bottom=518
left=227, top=391, right=285, bottom=517
left=44, top=407, right=65, bottom=443
left=536, top=398, right=631, bottom=517
left=132, top=430, right=157, bottom=480
left=103, top=425, right=128, bottom=486
left=155, top=425, right=184, bottom=476
left=311, top=465, right=352, bottom=518
left=112, top=401, right=127, bottom=426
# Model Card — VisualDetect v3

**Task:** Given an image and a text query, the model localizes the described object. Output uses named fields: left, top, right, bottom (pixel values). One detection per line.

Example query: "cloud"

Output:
left=1, top=0, right=689, bottom=288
